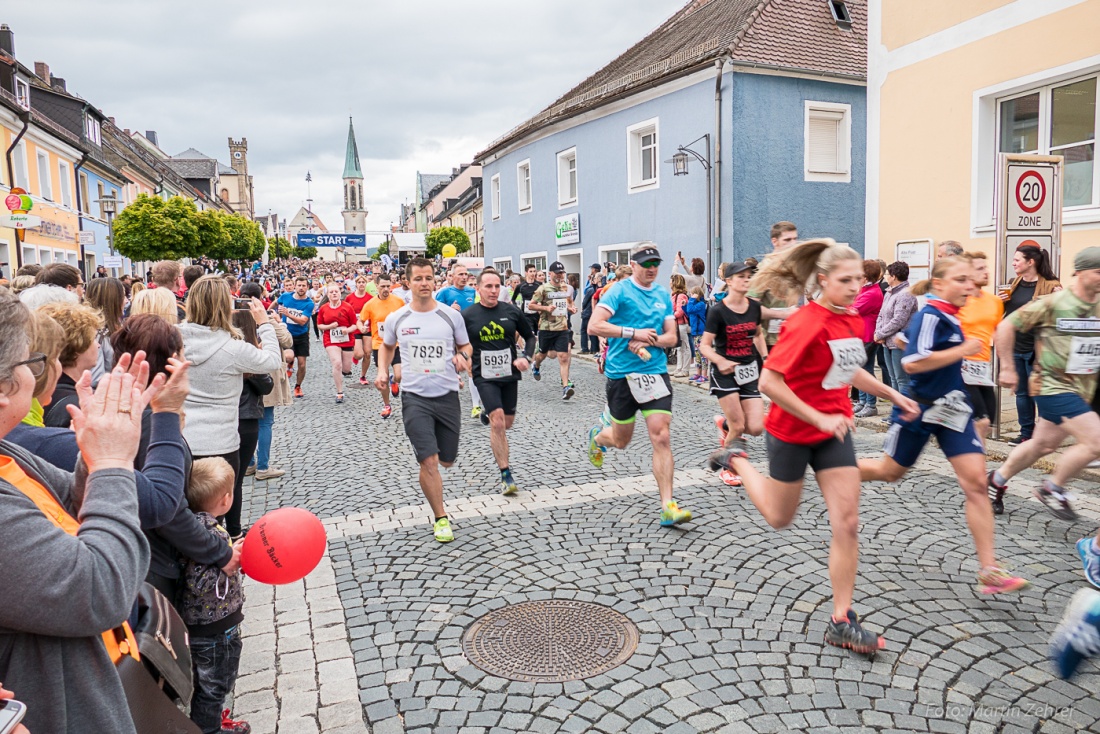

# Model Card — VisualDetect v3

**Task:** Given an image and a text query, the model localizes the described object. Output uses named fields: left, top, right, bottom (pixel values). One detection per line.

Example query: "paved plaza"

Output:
left=232, top=349, right=1100, bottom=734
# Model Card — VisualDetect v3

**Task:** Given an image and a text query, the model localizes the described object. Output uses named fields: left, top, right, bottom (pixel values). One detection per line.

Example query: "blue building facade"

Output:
left=478, top=0, right=868, bottom=285
left=79, top=161, right=131, bottom=276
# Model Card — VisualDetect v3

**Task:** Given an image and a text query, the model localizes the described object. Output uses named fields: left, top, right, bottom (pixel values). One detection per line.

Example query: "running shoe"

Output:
left=707, top=439, right=749, bottom=472
left=562, top=384, right=575, bottom=400
left=381, top=405, right=393, bottom=419
left=245, top=463, right=256, bottom=477
left=353, top=357, right=360, bottom=366
left=587, top=426, right=605, bottom=469
left=480, top=410, right=490, bottom=426
left=472, top=405, right=483, bottom=420
left=532, top=366, right=541, bottom=381
left=390, top=380, right=400, bottom=397
left=987, top=470, right=1007, bottom=516
left=718, top=469, right=742, bottom=487
left=255, top=468, right=285, bottom=481
left=1034, top=479, right=1078, bottom=521
left=294, top=385, right=304, bottom=398
left=977, top=566, right=1030, bottom=595
left=359, top=376, right=369, bottom=386
left=342, top=371, right=352, bottom=378
left=221, top=708, right=251, bottom=734
left=1050, top=588, right=1100, bottom=679
left=286, top=367, right=293, bottom=379
left=433, top=517, right=454, bottom=543
left=501, top=469, right=519, bottom=496
left=336, top=394, right=344, bottom=404
left=824, top=609, right=885, bottom=656
left=659, top=500, right=693, bottom=527
left=714, top=415, right=729, bottom=445
left=1077, top=538, right=1100, bottom=589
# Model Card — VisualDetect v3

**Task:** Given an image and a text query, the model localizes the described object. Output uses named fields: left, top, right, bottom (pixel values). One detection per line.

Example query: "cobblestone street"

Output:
left=233, top=349, right=1100, bottom=734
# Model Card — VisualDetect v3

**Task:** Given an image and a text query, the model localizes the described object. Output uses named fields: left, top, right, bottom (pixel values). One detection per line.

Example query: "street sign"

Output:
left=78, top=231, right=96, bottom=246
left=894, top=238, right=932, bottom=282
left=104, top=255, right=123, bottom=268
left=995, top=154, right=1062, bottom=285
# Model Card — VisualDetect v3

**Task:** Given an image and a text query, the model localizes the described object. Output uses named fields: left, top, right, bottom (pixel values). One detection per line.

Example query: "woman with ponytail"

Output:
left=1003, top=244, right=1061, bottom=443
left=709, top=239, right=918, bottom=656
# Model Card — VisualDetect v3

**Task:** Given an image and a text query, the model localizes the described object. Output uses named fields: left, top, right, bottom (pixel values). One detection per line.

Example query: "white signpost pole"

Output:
left=992, top=153, right=1063, bottom=440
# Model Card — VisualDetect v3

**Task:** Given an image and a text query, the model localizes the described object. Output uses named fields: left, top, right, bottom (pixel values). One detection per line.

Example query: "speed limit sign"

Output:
left=995, top=153, right=1062, bottom=286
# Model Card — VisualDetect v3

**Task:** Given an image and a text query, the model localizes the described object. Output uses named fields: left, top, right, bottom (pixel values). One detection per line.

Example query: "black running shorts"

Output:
left=766, top=431, right=856, bottom=483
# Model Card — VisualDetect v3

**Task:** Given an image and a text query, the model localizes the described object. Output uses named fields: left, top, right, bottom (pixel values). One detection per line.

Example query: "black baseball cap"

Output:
left=589, top=263, right=602, bottom=270
left=722, top=261, right=753, bottom=278
left=630, top=246, right=662, bottom=264
left=549, top=261, right=566, bottom=273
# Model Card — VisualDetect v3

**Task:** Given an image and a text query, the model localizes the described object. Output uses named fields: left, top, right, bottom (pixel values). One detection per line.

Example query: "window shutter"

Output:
left=808, top=111, right=843, bottom=173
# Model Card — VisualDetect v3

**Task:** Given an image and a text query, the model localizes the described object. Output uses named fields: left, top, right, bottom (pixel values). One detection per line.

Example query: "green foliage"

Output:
left=113, top=194, right=201, bottom=262
left=296, top=245, right=318, bottom=259
left=424, top=226, right=471, bottom=258
left=269, top=237, right=292, bottom=259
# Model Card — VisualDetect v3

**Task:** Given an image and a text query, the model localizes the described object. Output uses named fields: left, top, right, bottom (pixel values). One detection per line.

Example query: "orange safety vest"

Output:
left=2, top=458, right=140, bottom=663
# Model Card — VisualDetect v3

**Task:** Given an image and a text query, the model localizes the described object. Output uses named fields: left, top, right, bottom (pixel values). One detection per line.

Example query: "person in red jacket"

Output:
left=316, top=284, right=359, bottom=404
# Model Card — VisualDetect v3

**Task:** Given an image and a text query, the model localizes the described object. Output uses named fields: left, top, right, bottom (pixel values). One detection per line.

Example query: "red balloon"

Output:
left=241, top=508, right=326, bottom=585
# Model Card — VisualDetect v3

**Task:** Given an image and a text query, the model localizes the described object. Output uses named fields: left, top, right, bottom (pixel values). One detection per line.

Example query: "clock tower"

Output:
left=341, top=118, right=367, bottom=233
left=228, top=137, right=252, bottom=218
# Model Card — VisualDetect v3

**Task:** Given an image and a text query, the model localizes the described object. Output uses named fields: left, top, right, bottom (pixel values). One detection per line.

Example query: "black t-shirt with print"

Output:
left=704, top=297, right=763, bottom=365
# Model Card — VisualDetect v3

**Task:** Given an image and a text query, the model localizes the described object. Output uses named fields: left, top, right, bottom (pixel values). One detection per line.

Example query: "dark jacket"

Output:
left=239, top=373, right=274, bottom=421
left=42, top=373, right=78, bottom=428
left=179, top=512, right=244, bottom=636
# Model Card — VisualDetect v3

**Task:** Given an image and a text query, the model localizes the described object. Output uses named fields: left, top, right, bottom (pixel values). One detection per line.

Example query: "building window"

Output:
left=999, top=75, right=1097, bottom=208
left=521, top=254, right=547, bottom=272
left=557, top=148, right=578, bottom=207
left=37, top=151, right=52, bottom=200
left=14, top=77, right=30, bottom=111
left=804, top=101, right=852, bottom=182
left=627, top=118, right=659, bottom=192
left=12, top=142, right=28, bottom=189
left=829, top=0, right=853, bottom=30
left=79, top=172, right=90, bottom=213
left=58, top=161, right=72, bottom=208
left=517, top=160, right=532, bottom=212
left=85, top=116, right=101, bottom=146
left=491, top=174, right=501, bottom=220
left=600, top=247, right=633, bottom=267
left=493, top=257, right=512, bottom=273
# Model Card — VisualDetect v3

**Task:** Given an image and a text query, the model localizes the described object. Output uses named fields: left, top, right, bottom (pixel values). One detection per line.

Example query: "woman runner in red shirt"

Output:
left=317, top=283, right=360, bottom=403
left=343, top=275, right=374, bottom=382
left=709, top=239, right=919, bottom=656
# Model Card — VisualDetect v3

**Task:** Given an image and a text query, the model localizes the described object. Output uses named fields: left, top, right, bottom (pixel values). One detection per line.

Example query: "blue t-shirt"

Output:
left=901, top=300, right=968, bottom=401
left=597, top=278, right=674, bottom=380
left=436, top=285, right=477, bottom=310
left=277, top=293, right=316, bottom=337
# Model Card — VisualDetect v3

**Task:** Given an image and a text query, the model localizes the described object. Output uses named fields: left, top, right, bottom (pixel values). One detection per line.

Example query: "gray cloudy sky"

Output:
left=8, top=0, right=683, bottom=231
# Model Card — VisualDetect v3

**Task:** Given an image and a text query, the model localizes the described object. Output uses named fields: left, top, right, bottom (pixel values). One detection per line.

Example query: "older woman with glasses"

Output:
left=0, top=287, right=161, bottom=734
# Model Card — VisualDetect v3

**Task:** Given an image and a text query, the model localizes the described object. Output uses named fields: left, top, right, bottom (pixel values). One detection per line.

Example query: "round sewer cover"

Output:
left=461, top=600, right=640, bottom=682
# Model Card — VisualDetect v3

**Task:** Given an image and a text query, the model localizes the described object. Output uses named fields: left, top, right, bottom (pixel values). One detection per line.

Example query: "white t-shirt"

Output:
left=383, top=305, right=470, bottom=398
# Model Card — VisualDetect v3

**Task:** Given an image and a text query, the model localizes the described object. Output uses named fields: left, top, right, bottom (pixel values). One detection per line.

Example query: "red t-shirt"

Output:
left=763, top=301, right=864, bottom=445
left=344, top=291, right=372, bottom=323
left=318, top=302, right=358, bottom=348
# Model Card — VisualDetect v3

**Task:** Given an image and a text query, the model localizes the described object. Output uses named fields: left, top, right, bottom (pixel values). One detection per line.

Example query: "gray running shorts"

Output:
left=400, top=390, right=461, bottom=464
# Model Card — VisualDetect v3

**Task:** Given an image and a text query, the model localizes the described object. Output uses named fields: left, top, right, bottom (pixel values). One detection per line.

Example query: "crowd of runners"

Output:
left=3, top=225, right=1099, bottom=727
left=136, top=231, right=1100, bottom=679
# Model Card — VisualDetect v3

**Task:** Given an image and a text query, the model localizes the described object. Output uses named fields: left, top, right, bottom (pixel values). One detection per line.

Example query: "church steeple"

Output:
left=343, top=117, right=363, bottom=180
left=341, top=117, right=367, bottom=233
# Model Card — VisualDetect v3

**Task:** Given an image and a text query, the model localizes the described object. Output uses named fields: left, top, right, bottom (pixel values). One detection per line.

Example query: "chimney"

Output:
left=145, top=130, right=158, bottom=146
left=107, top=116, right=115, bottom=125
left=0, top=25, right=14, bottom=58
left=33, top=61, right=49, bottom=81
left=51, top=77, right=66, bottom=92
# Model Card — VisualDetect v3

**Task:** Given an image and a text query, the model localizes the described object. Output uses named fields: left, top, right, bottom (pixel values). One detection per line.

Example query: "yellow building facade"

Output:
left=868, top=0, right=1100, bottom=282
left=0, top=112, right=81, bottom=276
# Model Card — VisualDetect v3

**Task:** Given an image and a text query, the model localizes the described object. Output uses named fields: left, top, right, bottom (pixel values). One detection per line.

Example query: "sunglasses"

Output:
left=638, top=260, right=661, bottom=269
left=14, top=352, right=47, bottom=378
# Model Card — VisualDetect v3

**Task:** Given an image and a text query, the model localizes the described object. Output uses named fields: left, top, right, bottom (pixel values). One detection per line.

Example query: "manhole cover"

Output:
left=461, top=600, right=639, bottom=682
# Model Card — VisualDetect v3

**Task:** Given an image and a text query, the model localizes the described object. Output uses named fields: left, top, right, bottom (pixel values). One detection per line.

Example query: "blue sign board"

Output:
left=296, top=233, right=366, bottom=248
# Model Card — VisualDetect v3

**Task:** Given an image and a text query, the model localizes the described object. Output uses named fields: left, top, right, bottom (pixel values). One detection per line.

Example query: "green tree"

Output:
left=220, top=214, right=264, bottom=262
left=113, top=193, right=200, bottom=262
left=424, top=226, right=471, bottom=258
left=269, top=237, right=292, bottom=259
left=296, top=245, right=318, bottom=259
left=195, top=209, right=230, bottom=261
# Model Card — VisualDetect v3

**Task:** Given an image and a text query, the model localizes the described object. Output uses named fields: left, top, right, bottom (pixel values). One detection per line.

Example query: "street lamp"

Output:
left=667, top=134, right=713, bottom=278
left=95, top=192, right=118, bottom=275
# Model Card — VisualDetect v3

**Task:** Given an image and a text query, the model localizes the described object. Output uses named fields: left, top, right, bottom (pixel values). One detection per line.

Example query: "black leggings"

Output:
left=229, top=420, right=259, bottom=537
left=193, top=446, right=243, bottom=537
left=311, top=313, right=321, bottom=338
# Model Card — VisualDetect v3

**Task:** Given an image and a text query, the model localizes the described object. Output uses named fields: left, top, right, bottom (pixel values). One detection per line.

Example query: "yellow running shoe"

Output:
left=660, top=500, right=693, bottom=527
left=433, top=517, right=454, bottom=543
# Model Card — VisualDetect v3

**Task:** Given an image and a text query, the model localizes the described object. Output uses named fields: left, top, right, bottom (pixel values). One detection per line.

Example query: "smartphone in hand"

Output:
left=0, top=699, right=26, bottom=734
